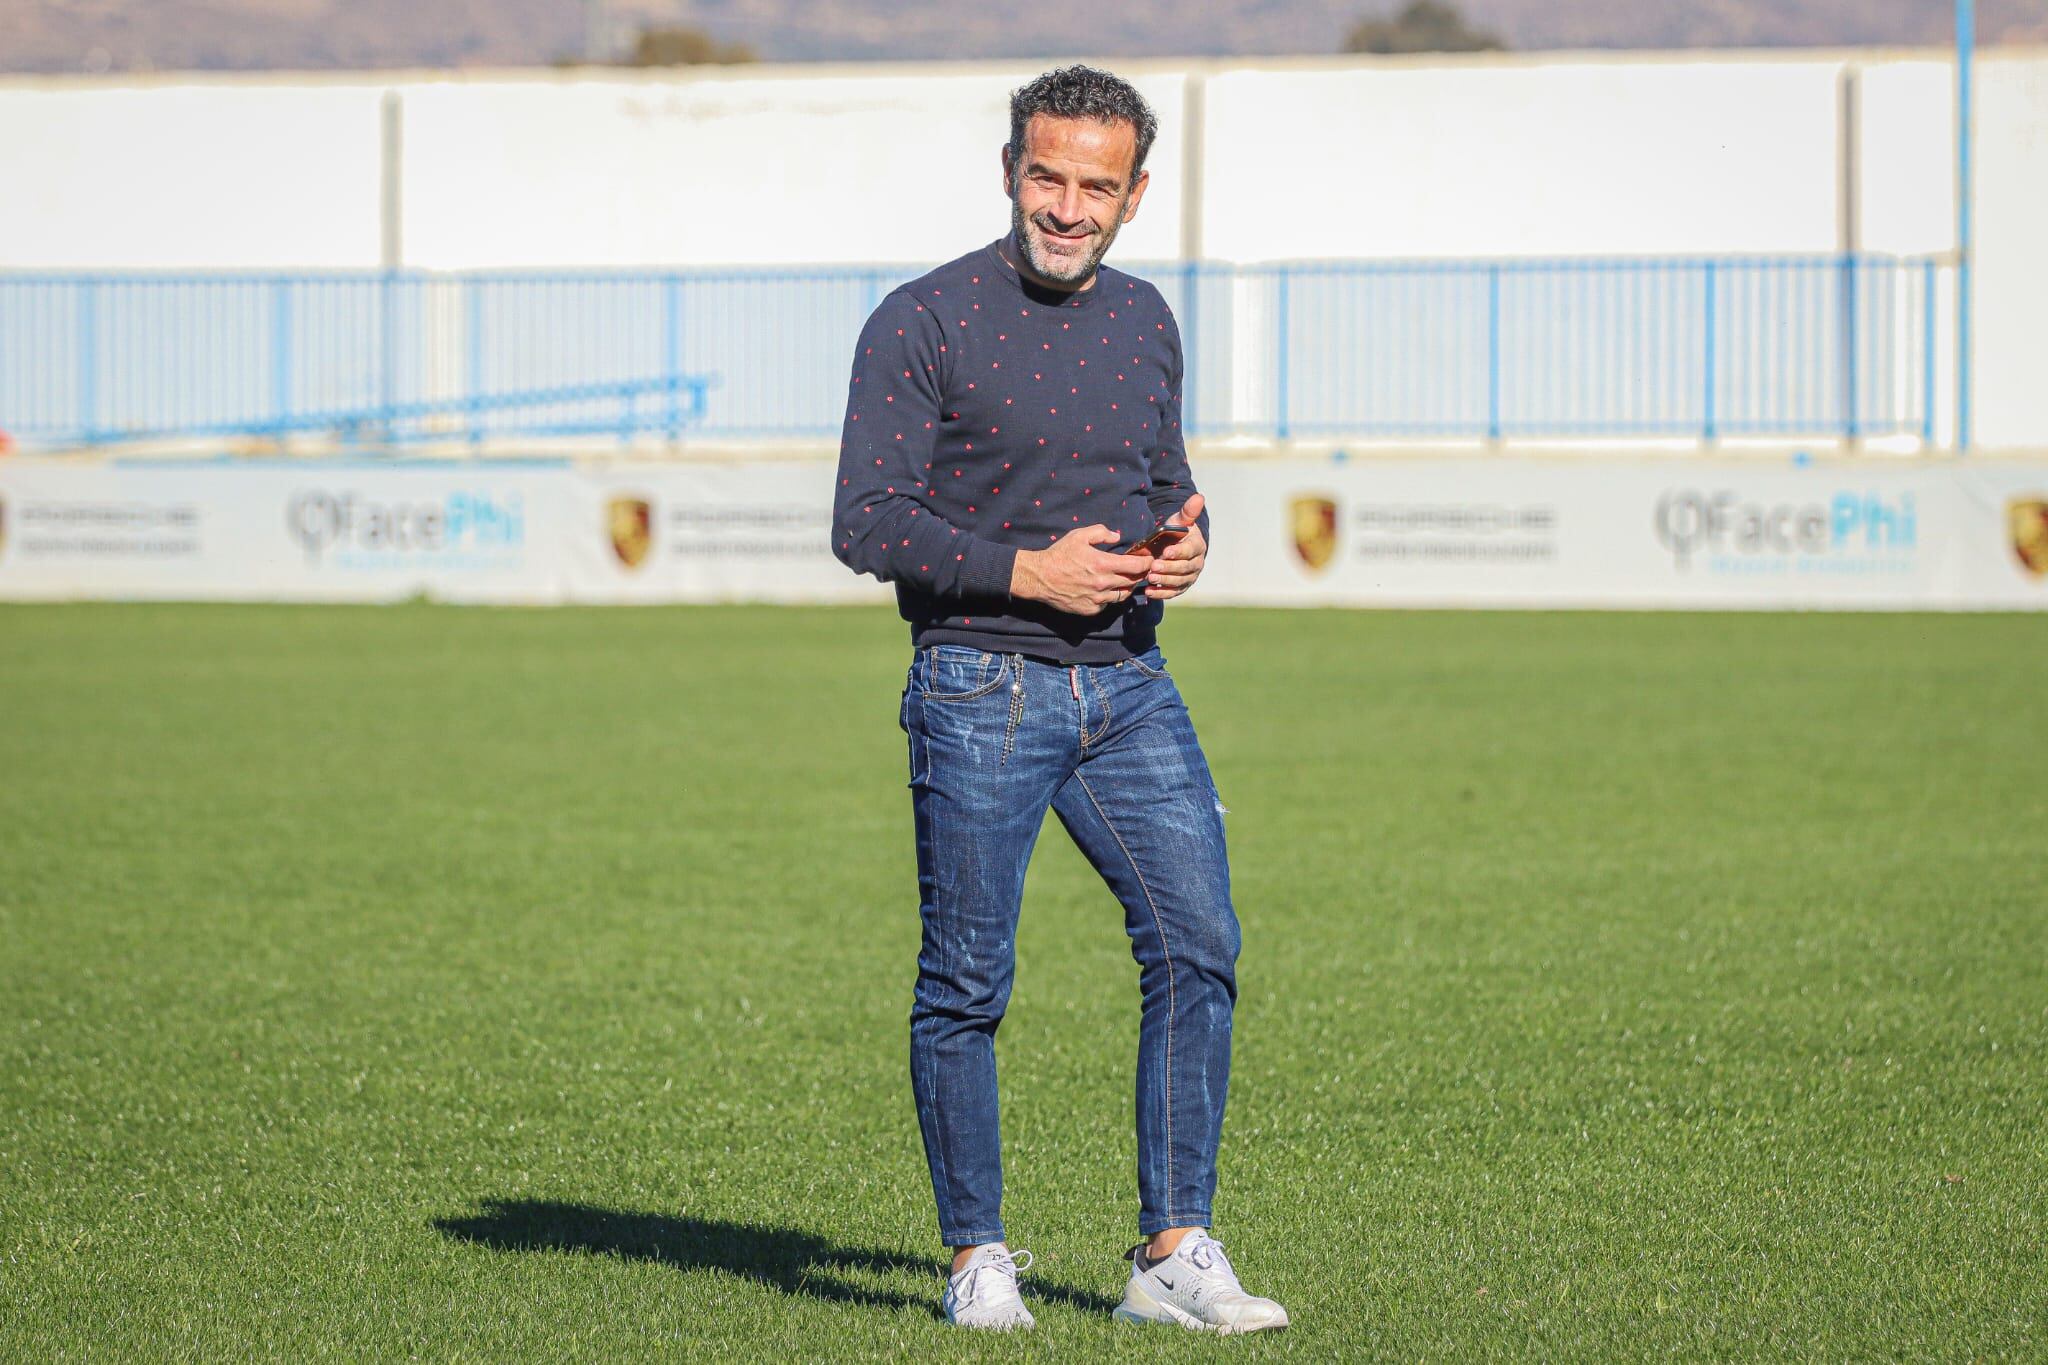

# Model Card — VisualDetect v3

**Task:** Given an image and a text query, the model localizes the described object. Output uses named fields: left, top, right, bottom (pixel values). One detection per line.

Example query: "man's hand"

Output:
left=1011, top=525, right=1153, bottom=615
left=1140, top=493, right=1207, bottom=602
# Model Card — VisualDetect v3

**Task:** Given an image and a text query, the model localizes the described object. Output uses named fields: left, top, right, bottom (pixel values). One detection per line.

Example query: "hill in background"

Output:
left=4, top=0, right=2045, bottom=75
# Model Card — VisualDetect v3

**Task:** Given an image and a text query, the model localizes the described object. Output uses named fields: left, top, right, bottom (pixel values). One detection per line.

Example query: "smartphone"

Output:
left=1128, top=524, right=1190, bottom=605
left=1132, top=524, right=1190, bottom=558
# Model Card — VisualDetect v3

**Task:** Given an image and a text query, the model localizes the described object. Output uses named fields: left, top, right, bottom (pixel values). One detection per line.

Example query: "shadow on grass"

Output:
left=434, top=1198, right=1119, bottom=1317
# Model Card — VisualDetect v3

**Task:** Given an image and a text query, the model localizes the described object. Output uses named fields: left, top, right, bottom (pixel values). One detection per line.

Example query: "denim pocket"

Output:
left=917, top=646, right=1011, bottom=702
left=1125, top=647, right=1170, bottom=681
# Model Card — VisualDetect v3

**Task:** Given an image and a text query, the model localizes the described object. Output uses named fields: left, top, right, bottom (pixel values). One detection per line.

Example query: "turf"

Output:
left=1, top=604, right=2043, bottom=1360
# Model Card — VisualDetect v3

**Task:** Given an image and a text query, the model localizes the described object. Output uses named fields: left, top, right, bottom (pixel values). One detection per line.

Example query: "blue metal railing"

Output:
left=0, top=255, right=1943, bottom=452
left=1228, top=255, right=1939, bottom=442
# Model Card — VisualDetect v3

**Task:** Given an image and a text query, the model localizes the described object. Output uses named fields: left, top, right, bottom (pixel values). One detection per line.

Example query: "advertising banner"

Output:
left=0, top=459, right=565, bottom=603
left=563, top=460, right=889, bottom=604
left=1193, top=457, right=2048, bottom=611
left=2, top=454, right=2043, bottom=610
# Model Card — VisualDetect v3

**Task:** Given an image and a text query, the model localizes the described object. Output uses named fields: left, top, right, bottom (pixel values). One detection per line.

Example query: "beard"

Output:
left=1010, top=189, right=1123, bottom=285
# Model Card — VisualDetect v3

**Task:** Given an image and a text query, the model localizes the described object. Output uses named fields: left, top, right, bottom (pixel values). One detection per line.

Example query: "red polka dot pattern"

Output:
left=829, top=240, right=1202, bottom=647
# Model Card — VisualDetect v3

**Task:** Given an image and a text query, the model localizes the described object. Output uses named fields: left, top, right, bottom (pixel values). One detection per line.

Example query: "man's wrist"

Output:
left=1008, top=548, right=1043, bottom=603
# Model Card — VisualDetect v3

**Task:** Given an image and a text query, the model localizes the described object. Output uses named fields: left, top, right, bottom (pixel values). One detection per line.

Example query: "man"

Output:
left=830, top=65, right=1288, bottom=1336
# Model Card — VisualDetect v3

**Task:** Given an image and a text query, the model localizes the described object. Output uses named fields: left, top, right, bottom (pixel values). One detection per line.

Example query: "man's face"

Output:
left=1001, top=113, right=1150, bottom=288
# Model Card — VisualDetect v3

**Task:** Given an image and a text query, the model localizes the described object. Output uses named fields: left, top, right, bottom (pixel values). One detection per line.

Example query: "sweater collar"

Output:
left=981, top=238, right=1107, bottom=310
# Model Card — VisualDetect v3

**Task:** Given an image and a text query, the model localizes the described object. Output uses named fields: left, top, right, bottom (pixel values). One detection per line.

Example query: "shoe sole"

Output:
left=1113, top=1282, right=1290, bottom=1337
left=944, top=1312, right=1036, bottom=1331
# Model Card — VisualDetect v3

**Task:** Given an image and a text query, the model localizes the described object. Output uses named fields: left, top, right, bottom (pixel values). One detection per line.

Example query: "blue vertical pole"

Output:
left=466, top=277, right=485, bottom=449
left=77, top=280, right=99, bottom=444
left=380, top=270, right=400, bottom=444
left=1181, top=258, right=1199, bottom=436
left=1916, top=257, right=1933, bottom=444
left=271, top=278, right=293, bottom=440
left=1486, top=263, right=1502, bottom=441
left=1274, top=269, right=1290, bottom=441
left=1702, top=261, right=1718, bottom=442
left=663, top=274, right=682, bottom=442
left=1922, top=257, right=1938, bottom=443
left=1842, top=253, right=1860, bottom=442
left=1956, top=0, right=1974, bottom=452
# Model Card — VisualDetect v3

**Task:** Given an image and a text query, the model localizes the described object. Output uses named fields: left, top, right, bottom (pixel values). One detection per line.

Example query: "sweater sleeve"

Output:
left=1143, top=306, right=1212, bottom=545
left=831, top=290, right=1020, bottom=599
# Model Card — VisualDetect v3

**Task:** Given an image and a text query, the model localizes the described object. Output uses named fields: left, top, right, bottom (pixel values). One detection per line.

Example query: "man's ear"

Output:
left=1000, top=144, right=1014, bottom=198
left=1121, top=168, right=1151, bottom=224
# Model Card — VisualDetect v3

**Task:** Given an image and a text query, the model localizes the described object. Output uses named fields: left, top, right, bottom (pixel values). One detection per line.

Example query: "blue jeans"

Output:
left=899, top=643, right=1241, bottom=1246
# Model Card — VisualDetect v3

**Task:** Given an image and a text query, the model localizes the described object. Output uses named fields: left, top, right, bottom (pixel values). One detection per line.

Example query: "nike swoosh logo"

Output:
left=1156, top=1276, right=1176, bottom=1291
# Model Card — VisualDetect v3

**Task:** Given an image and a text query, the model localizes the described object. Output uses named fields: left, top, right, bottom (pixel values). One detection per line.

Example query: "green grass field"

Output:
left=2, top=604, right=2043, bottom=1360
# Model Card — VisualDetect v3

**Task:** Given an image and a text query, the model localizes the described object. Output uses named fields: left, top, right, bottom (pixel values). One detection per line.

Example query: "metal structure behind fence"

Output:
left=0, top=255, right=1942, bottom=451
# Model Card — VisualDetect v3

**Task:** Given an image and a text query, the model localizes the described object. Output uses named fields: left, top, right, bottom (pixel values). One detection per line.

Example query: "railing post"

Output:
left=1841, top=252, right=1861, bottom=446
left=380, top=269, right=400, bottom=445
left=76, top=279, right=99, bottom=445
left=1957, top=0, right=1974, bottom=452
left=466, top=277, right=485, bottom=449
left=664, top=273, right=683, bottom=443
left=271, top=278, right=293, bottom=443
left=1701, top=260, right=1718, bottom=443
left=1921, top=257, right=1937, bottom=446
left=1274, top=268, right=1290, bottom=442
left=1181, top=258, right=1198, bottom=437
left=1486, top=262, right=1503, bottom=442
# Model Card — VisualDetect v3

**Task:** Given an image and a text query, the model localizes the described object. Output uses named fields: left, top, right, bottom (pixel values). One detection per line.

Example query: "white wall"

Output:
left=1974, top=56, right=2048, bottom=450
left=1199, top=58, right=1847, bottom=259
left=397, top=68, right=1188, bottom=268
left=1856, top=60, right=1953, bottom=254
left=0, top=83, right=387, bottom=269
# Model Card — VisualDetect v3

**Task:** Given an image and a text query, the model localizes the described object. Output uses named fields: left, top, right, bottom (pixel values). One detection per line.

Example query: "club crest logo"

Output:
left=1289, top=494, right=1339, bottom=573
left=607, top=495, right=654, bottom=571
left=2010, top=498, right=2048, bottom=579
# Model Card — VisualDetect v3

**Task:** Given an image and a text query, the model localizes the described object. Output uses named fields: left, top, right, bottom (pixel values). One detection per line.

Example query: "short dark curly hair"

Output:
left=1006, top=64, right=1159, bottom=185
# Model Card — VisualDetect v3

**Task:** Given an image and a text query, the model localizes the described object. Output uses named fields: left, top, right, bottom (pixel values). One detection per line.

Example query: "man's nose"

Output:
left=1050, top=185, right=1086, bottom=226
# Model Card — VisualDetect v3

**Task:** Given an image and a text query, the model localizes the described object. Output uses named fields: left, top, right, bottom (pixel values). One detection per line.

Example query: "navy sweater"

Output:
left=831, top=239, right=1206, bottom=664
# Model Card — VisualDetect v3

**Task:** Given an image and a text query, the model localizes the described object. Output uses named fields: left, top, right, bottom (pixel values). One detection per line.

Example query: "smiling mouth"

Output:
left=1038, top=224, right=1092, bottom=246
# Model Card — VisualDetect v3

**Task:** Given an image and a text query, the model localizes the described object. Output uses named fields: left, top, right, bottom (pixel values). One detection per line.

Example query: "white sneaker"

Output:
left=941, top=1243, right=1036, bottom=1331
left=1114, top=1230, right=1290, bottom=1336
